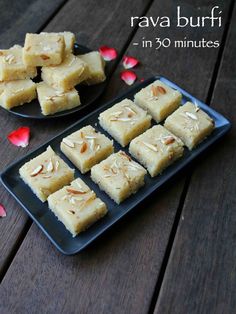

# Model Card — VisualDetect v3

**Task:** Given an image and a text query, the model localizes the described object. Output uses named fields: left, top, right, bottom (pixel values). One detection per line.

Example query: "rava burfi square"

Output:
left=19, top=146, right=74, bottom=202
left=61, top=125, right=114, bottom=174
left=129, top=125, right=184, bottom=177
left=99, top=99, right=151, bottom=147
left=134, top=80, right=182, bottom=122
left=91, top=151, right=147, bottom=204
left=48, top=178, right=107, bottom=237
left=164, top=102, right=215, bottom=150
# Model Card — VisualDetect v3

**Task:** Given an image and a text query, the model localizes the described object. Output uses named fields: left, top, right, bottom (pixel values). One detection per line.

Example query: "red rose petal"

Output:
left=122, top=56, right=139, bottom=69
left=0, top=204, right=6, bottom=218
left=120, top=70, right=137, bottom=86
left=7, top=126, right=30, bottom=148
left=99, top=46, right=117, bottom=61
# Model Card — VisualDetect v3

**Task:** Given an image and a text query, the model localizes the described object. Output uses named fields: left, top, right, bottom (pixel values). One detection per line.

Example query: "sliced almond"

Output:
left=40, top=54, right=50, bottom=60
left=95, top=144, right=101, bottom=152
left=85, top=135, right=97, bottom=139
left=80, top=142, right=87, bottom=153
left=62, top=138, right=75, bottom=148
left=185, top=112, right=198, bottom=120
left=142, top=141, right=158, bottom=152
left=151, top=85, right=159, bottom=97
left=30, top=165, right=44, bottom=177
left=162, top=136, right=175, bottom=145
left=66, top=209, right=75, bottom=215
left=89, top=138, right=95, bottom=151
left=66, top=188, right=86, bottom=195
left=119, top=151, right=132, bottom=161
left=47, top=159, right=54, bottom=172
left=42, top=175, right=52, bottom=179
left=157, top=86, right=166, bottom=94
left=55, top=160, right=60, bottom=171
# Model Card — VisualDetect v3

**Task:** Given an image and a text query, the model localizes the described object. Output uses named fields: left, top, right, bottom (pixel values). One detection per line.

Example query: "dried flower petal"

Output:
left=7, top=126, right=30, bottom=148
left=99, top=46, right=117, bottom=61
left=122, top=56, right=139, bottom=69
left=120, top=70, right=137, bottom=86
left=0, top=204, right=6, bottom=218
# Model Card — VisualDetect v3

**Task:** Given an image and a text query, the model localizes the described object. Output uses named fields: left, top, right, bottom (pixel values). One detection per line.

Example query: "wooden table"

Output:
left=0, top=0, right=235, bottom=313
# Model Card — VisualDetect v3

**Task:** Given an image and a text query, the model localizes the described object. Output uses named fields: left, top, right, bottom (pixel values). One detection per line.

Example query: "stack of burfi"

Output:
left=0, top=31, right=107, bottom=115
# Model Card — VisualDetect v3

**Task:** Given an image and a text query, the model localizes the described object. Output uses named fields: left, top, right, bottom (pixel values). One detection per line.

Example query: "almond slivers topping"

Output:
left=119, top=151, right=131, bottom=161
left=185, top=112, right=198, bottom=120
left=4, top=54, right=15, bottom=64
left=157, top=86, right=166, bottom=94
left=47, top=159, right=54, bottom=172
left=80, top=142, right=87, bottom=153
left=66, top=188, right=86, bottom=195
left=151, top=85, right=159, bottom=97
left=66, top=209, right=75, bottom=215
left=142, top=141, right=158, bottom=152
left=62, top=138, right=75, bottom=148
left=30, top=164, right=44, bottom=177
left=162, top=136, right=175, bottom=145
left=55, top=160, right=60, bottom=171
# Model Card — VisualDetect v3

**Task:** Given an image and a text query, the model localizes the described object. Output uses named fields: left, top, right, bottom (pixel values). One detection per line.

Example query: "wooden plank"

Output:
left=0, top=0, right=152, bottom=277
left=0, top=0, right=67, bottom=278
left=155, top=3, right=236, bottom=314
left=0, top=1, right=232, bottom=313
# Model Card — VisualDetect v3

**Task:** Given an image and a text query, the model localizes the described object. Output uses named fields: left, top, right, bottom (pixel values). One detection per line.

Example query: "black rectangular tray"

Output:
left=0, top=76, right=231, bottom=255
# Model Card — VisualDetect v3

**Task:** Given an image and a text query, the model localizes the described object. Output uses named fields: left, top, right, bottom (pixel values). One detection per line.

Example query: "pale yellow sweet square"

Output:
left=41, top=31, right=75, bottom=53
left=61, top=125, right=114, bottom=173
left=99, top=99, right=152, bottom=147
left=164, top=102, right=215, bottom=150
left=41, top=54, right=89, bottom=91
left=91, top=151, right=147, bottom=204
left=37, top=82, right=80, bottom=115
left=134, top=80, right=182, bottom=122
left=19, top=146, right=75, bottom=202
left=23, top=33, right=65, bottom=67
left=48, top=178, right=107, bottom=237
left=129, top=125, right=184, bottom=177
left=0, top=45, right=37, bottom=81
left=0, top=79, right=36, bottom=110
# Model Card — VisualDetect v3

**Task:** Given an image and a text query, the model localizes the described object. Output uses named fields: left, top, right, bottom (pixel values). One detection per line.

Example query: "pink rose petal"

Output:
left=120, top=70, right=137, bottom=86
left=7, top=126, right=30, bottom=148
left=122, top=56, right=139, bottom=69
left=0, top=204, right=6, bottom=218
left=99, top=46, right=117, bottom=61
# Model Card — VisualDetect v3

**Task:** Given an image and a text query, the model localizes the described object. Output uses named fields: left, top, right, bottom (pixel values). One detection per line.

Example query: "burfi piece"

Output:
left=134, top=80, right=182, bottom=122
left=0, top=79, right=36, bottom=109
left=129, top=125, right=184, bottom=177
left=164, top=102, right=215, bottom=150
left=41, top=31, right=75, bottom=53
left=19, top=146, right=74, bottom=202
left=99, top=99, right=152, bottom=147
left=48, top=178, right=107, bottom=237
left=37, top=82, right=80, bottom=115
left=0, top=45, right=37, bottom=81
left=79, top=51, right=106, bottom=85
left=23, top=33, right=65, bottom=66
left=91, top=151, right=147, bottom=204
left=61, top=125, right=114, bottom=173
left=41, top=54, right=89, bottom=91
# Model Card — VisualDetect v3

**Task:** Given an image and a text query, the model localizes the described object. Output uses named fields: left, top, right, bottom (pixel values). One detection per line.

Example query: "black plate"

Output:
left=0, top=76, right=231, bottom=255
left=1, top=44, right=108, bottom=119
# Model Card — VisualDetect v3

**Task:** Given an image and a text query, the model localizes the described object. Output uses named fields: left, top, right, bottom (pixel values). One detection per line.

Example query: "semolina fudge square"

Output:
left=99, top=99, right=152, bottom=147
left=37, top=82, right=80, bottom=115
left=23, top=33, right=65, bottom=67
left=0, top=45, right=37, bottom=81
left=134, top=80, right=182, bottom=122
left=91, top=151, right=147, bottom=204
left=41, top=53, right=89, bottom=91
left=79, top=51, right=106, bottom=85
left=129, top=125, right=184, bottom=177
left=48, top=178, right=107, bottom=237
left=0, top=79, right=36, bottom=110
left=19, top=146, right=74, bottom=202
left=164, top=102, right=215, bottom=150
left=61, top=125, right=114, bottom=174
left=41, top=31, right=75, bottom=53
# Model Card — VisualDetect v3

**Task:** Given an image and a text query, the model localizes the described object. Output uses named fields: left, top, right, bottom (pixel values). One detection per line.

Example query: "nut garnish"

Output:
left=55, top=160, right=60, bottom=171
left=42, top=175, right=52, bottom=179
left=40, top=54, right=50, bottom=60
left=80, top=142, right=87, bottom=153
left=125, top=106, right=136, bottom=117
left=185, top=112, right=198, bottom=120
left=47, top=159, right=54, bottom=172
left=157, top=86, right=166, bottom=94
left=142, top=141, right=158, bottom=152
left=151, top=85, right=159, bottom=97
left=119, top=151, right=131, bottom=161
left=162, top=136, right=175, bottom=145
left=62, top=138, right=75, bottom=148
left=66, top=209, right=75, bottom=215
left=110, top=117, right=132, bottom=122
left=4, top=54, right=15, bottom=64
left=30, top=164, right=44, bottom=177
left=66, top=188, right=86, bottom=195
